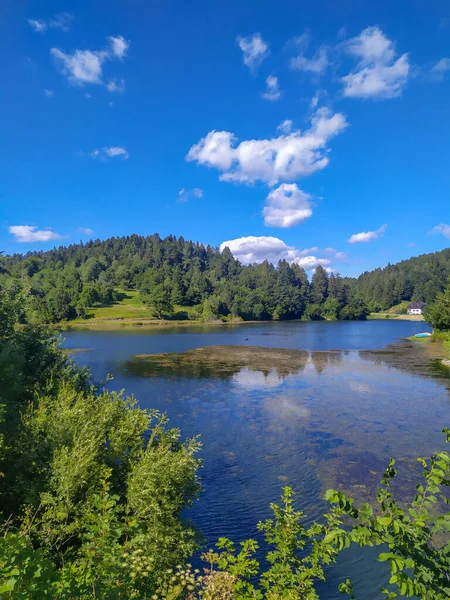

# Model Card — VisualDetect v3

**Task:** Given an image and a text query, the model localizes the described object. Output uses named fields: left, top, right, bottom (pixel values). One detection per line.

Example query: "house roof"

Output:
left=407, top=302, right=426, bottom=309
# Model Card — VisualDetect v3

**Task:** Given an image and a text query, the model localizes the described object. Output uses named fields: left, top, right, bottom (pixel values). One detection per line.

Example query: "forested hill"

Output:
left=1, top=234, right=449, bottom=323
left=1, top=233, right=367, bottom=323
left=353, top=247, right=450, bottom=311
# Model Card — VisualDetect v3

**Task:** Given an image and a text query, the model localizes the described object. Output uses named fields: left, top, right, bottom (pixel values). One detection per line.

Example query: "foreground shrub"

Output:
left=160, top=431, right=450, bottom=599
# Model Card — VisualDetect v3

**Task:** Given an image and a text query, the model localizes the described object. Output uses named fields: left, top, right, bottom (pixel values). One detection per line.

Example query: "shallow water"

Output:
left=62, top=319, right=449, bottom=599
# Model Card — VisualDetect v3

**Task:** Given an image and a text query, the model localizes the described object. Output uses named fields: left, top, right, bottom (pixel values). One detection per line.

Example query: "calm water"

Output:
left=62, top=320, right=449, bottom=599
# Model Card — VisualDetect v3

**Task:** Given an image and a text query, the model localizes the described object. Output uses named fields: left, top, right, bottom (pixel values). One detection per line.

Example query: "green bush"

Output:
left=424, top=283, right=450, bottom=331
left=0, top=288, right=201, bottom=598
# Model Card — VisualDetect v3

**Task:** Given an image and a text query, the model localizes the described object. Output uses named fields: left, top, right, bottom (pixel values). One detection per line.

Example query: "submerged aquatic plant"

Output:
left=159, top=430, right=450, bottom=599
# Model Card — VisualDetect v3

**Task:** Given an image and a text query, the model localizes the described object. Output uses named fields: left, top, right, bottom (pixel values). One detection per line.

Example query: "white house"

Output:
left=407, top=301, right=426, bottom=315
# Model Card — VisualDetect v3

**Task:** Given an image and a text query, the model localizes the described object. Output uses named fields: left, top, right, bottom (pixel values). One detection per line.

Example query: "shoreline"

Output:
left=407, top=333, right=450, bottom=368
left=55, top=314, right=425, bottom=331
left=56, top=317, right=268, bottom=331
left=368, top=313, right=424, bottom=321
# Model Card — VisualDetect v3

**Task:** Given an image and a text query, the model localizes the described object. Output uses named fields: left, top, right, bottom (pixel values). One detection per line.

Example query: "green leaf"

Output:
left=0, top=578, right=17, bottom=593
left=323, top=532, right=337, bottom=544
left=378, top=552, right=393, bottom=562
left=324, top=489, right=339, bottom=503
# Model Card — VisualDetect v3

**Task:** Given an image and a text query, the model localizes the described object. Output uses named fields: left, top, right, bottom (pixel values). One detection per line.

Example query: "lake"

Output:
left=62, top=319, right=448, bottom=599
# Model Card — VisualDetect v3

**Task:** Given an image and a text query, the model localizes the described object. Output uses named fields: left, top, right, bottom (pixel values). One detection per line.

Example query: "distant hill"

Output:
left=1, top=234, right=449, bottom=321
left=0, top=233, right=364, bottom=323
left=353, top=247, right=450, bottom=311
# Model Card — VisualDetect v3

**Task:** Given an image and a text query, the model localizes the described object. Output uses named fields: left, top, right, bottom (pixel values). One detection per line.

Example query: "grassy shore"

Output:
left=57, top=290, right=429, bottom=330
left=60, top=290, right=248, bottom=330
left=407, top=331, right=450, bottom=367
left=65, top=318, right=206, bottom=331
left=368, top=312, right=424, bottom=321
left=62, top=318, right=238, bottom=331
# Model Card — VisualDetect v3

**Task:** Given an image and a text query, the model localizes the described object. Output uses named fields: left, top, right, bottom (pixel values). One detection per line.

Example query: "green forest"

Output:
left=2, top=233, right=449, bottom=325
left=356, top=248, right=450, bottom=311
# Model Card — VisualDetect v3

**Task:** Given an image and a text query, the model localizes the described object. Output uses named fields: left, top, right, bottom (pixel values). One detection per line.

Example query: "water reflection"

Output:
left=361, top=339, right=450, bottom=388
left=124, top=345, right=352, bottom=381
left=123, top=343, right=450, bottom=508
left=231, top=368, right=285, bottom=388
left=125, top=345, right=311, bottom=380
left=63, top=325, right=448, bottom=600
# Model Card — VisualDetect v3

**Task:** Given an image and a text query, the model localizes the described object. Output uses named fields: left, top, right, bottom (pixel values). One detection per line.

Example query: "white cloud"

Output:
left=345, top=26, right=395, bottom=63
left=177, top=188, right=204, bottom=203
left=287, top=31, right=328, bottom=74
left=297, top=255, right=331, bottom=269
left=299, top=246, right=319, bottom=256
left=310, top=92, right=319, bottom=109
left=342, top=55, right=409, bottom=98
left=28, top=13, right=73, bottom=33
left=51, top=35, right=128, bottom=88
left=8, top=225, right=62, bottom=243
left=187, top=107, right=348, bottom=186
left=348, top=224, right=387, bottom=243
left=106, top=78, right=125, bottom=93
left=51, top=48, right=107, bottom=84
left=78, top=227, right=94, bottom=236
left=337, top=26, right=348, bottom=40
left=50, top=13, right=73, bottom=31
left=310, top=89, right=327, bottom=110
left=429, top=223, right=450, bottom=239
left=219, top=235, right=330, bottom=270
left=431, top=57, right=450, bottom=73
left=261, top=75, right=281, bottom=101
left=277, top=119, right=293, bottom=134
left=104, top=146, right=129, bottom=159
left=324, top=247, right=347, bottom=259
left=237, top=33, right=269, bottom=71
left=28, top=19, right=46, bottom=32
left=263, top=183, right=312, bottom=228
left=44, top=88, right=54, bottom=97
left=220, top=236, right=292, bottom=265
left=342, top=26, right=409, bottom=99
left=109, top=35, right=129, bottom=59
left=90, top=146, right=129, bottom=160
left=430, top=58, right=450, bottom=81
left=290, top=46, right=329, bottom=74
left=191, top=187, right=204, bottom=198
left=286, top=33, right=311, bottom=52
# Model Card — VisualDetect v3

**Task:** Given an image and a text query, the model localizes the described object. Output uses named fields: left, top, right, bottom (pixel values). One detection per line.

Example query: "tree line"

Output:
left=356, top=248, right=450, bottom=311
left=0, top=234, right=368, bottom=323
left=2, top=234, right=450, bottom=324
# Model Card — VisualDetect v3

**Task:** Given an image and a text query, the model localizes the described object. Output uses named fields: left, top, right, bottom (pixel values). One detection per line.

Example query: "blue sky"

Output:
left=1, top=0, right=450, bottom=276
